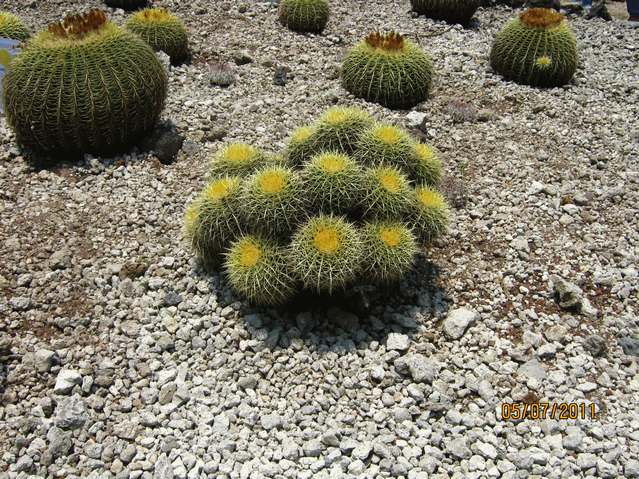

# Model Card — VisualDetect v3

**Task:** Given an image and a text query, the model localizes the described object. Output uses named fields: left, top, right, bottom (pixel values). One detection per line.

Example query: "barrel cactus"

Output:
left=490, top=8, right=578, bottom=88
left=2, top=9, right=167, bottom=157
left=0, top=12, right=30, bottom=40
left=224, top=235, right=296, bottom=305
left=341, top=31, right=434, bottom=109
left=125, top=8, right=189, bottom=63
left=104, top=0, right=148, bottom=10
left=183, top=106, right=451, bottom=305
left=278, top=0, right=329, bottom=33
left=410, top=0, right=480, bottom=25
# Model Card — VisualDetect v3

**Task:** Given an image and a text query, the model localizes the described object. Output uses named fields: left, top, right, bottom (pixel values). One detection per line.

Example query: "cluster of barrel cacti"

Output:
left=341, top=31, right=434, bottom=109
left=1, top=9, right=171, bottom=157
left=278, top=0, right=330, bottom=33
left=490, top=8, right=577, bottom=88
left=184, top=106, right=450, bottom=305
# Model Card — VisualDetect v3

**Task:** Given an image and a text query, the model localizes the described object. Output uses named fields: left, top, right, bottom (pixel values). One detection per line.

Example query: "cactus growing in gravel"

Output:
left=490, top=8, right=578, bottom=88
left=278, top=0, right=329, bottom=33
left=210, top=143, right=267, bottom=178
left=355, top=123, right=414, bottom=169
left=240, top=166, right=308, bottom=236
left=411, top=185, right=449, bottom=242
left=104, top=0, right=148, bottom=10
left=361, top=166, right=413, bottom=220
left=184, top=177, right=245, bottom=263
left=309, top=106, right=374, bottom=154
left=2, top=9, right=167, bottom=157
left=410, top=0, right=480, bottom=25
left=0, top=12, right=30, bottom=40
left=224, top=235, right=296, bottom=305
left=126, top=8, right=189, bottom=63
left=183, top=106, right=451, bottom=305
left=341, top=31, right=433, bottom=109
left=302, top=152, right=363, bottom=214
left=361, top=221, right=418, bottom=283
left=288, top=215, right=363, bottom=294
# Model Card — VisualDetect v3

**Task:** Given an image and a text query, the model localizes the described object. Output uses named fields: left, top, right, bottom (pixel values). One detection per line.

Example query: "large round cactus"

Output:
left=2, top=9, right=167, bottom=157
left=490, top=8, right=578, bottom=88
left=125, top=8, right=189, bottom=64
left=410, top=0, right=480, bottom=25
left=341, top=31, right=434, bottom=109
left=278, top=0, right=329, bottom=33
left=104, top=0, right=148, bottom=10
left=0, top=12, right=30, bottom=40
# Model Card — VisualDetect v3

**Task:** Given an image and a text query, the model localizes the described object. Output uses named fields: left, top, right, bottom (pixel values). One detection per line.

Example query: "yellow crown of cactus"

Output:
left=361, top=221, right=418, bottom=283
left=0, top=11, right=30, bottom=40
left=126, top=7, right=188, bottom=63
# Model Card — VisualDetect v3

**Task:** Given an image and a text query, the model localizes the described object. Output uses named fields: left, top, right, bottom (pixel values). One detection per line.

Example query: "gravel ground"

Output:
left=1, top=1, right=639, bottom=478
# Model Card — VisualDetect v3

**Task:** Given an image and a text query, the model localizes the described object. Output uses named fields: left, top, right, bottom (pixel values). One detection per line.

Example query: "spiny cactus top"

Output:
left=341, top=32, right=434, bottom=109
left=490, top=8, right=578, bottom=88
left=126, top=8, right=189, bottom=63
left=278, top=0, right=330, bottom=34
left=410, top=0, right=480, bottom=25
left=2, top=9, right=167, bottom=157
left=0, top=11, right=30, bottom=40
left=184, top=107, right=450, bottom=305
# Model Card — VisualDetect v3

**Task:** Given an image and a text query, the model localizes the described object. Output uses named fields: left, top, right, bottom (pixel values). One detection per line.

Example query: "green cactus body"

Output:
left=302, top=152, right=363, bottom=214
left=410, top=0, right=479, bottom=25
left=408, top=143, right=443, bottom=186
left=490, top=8, right=577, bottom=88
left=355, top=123, right=414, bottom=169
left=209, top=143, right=267, bottom=178
left=104, top=0, right=148, bottom=10
left=341, top=32, right=433, bottom=109
left=285, top=125, right=316, bottom=166
left=361, top=221, right=418, bottom=283
left=361, top=166, right=413, bottom=220
left=411, top=185, right=449, bottom=243
left=224, top=235, right=297, bottom=305
left=240, top=166, right=308, bottom=236
left=0, top=12, right=30, bottom=40
left=126, top=8, right=188, bottom=63
left=288, top=214, right=363, bottom=294
left=2, top=10, right=167, bottom=156
left=184, top=176, right=245, bottom=266
left=309, top=106, right=374, bottom=155
left=278, top=0, right=329, bottom=33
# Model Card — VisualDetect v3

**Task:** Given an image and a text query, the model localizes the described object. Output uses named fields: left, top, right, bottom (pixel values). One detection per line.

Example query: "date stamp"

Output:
left=501, top=402, right=596, bottom=420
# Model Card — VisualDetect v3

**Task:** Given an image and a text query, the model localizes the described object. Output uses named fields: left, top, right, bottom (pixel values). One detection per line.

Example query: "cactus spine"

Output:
left=278, top=0, right=329, bottom=33
left=408, top=143, right=443, bottom=186
left=0, top=12, right=30, bottom=40
left=361, top=221, right=418, bottom=283
left=411, top=185, right=449, bottom=242
left=355, top=123, right=415, bottom=169
left=209, top=143, right=267, bottom=178
left=309, top=106, right=374, bottom=155
left=490, top=8, right=578, bottom=88
left=125, top=8, right=189, bottom=64
left=361, top=166, right=413, bottom=220
left=2, top=9, right=167, bottom=157
left=341, top=32, right=433, bottom=109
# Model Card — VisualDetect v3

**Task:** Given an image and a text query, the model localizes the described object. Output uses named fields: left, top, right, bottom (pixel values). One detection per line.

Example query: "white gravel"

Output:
left=1, top=1, right=639, bottom=478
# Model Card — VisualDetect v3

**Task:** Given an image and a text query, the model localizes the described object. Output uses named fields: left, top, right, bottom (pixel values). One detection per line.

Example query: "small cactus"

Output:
left=3, top=9, right=167, bottom=156
left=408, top=143, right=443, bottom=186
left=240, top=166, right=308, bottom=236
left=309, top=106, right=374, bottom=155
left=278, top=0, right=329, bottom=33
left=341, top=32, right=433, bottom=109
left=0, top=12, right=30, bottom=40
left=411, top=185, right=449, bottom=242
left=126, top=8, right=189, bottom=63
left=361, top=221, right=418, bottom=283
left=209, top=143, right=267, bottom=178
left=361, top=166, right=413, bottom=220
left=490, top=8, right=578, bottom=87
left=410, top=0, right=480, bottom=25
left=224, top=235, right=297, bottom=305
left=355, top=123, right=414, bottom=169
left=209, top=62, right=236, bottom=87
left=301, top=152, right=363, bottom=214
left=289, top=214, right=363, bottom=294
left=104, top=0, right=148, bottom=10
left=184, top=176, right=245, bottom=266
left=284, top=125, right=316, bottom=166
